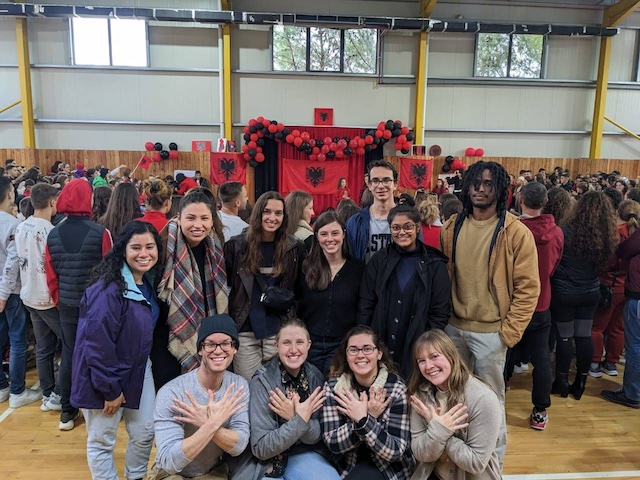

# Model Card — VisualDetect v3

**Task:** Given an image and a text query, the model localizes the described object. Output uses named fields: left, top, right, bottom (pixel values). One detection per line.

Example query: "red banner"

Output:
left=399, top=158, right=433, bottom=190
left=210, top=152, right=246, bottom=185
left=281, top=158, right=347, bottom=195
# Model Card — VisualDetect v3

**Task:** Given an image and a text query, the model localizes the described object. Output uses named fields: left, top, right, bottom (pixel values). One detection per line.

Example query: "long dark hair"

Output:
left=243, top=191, right=290, bottom=278
left=284, top=190, right=313, bottom=236
left=99, top=183, right=142, bottom=238
left=543, top=187, right=573, bottom=226
left=92, top=186, right=112, bottom=221
left=88, top=221, right=162, bottom=294
left=328, top=325, right=396, bottom=378
left=303, top=211, right=348, bottom=290
left=179, top=188, right=224, bottom=245
left=460, top=161, right=509, bottom=214
left=564, top=191, right=618, bottom=272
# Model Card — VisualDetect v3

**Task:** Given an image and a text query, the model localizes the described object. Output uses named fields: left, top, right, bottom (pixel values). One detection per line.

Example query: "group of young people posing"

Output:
left=66, top=156, right=640, bottom=480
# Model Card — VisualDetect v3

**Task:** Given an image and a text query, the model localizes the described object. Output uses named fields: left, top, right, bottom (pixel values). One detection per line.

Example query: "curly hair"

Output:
left=92, top=186, right=112, bottom=221
left=417, top=195, right=440, bottom=226
left=328, top=325, right=396, bottom=378
left=564, top=191, right=618, bottom=272
left=87, top=220, right=163, bottom=294
left=460, top=161, right=509, bottom=214
left=543, top=187, right=573, bottom=226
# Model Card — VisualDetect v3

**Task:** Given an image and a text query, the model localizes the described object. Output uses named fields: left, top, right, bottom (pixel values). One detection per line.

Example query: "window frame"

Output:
left=473, top=32, right=546, bottom=79
left=272, top=25, right=378, bottom=75
left=70, top=17, right=150, bottom=68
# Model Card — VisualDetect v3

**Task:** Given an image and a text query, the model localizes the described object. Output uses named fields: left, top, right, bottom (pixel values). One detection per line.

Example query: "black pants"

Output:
left=345, top=461, right=385, bottom=480
left=58, top=304, right=79, bottom=416
left=519, top=310, right=553, bottom=410
left=150, top=308, right=182, bottom=392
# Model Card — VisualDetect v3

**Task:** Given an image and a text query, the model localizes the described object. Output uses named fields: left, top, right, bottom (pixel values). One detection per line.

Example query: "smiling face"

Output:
left=180, top=202, right=213, bottom=247
left=199, top=332, right=236, bottom=373
left=416, top=344, right=452, bottom=391
left=346, top=333, right=382, bottom=383
left=390, top=213, right=418, bottom=250
left=125, top=232, right=158, bottom=283
left=261, top=199, right=284, bottom=237
left=340, top=178, right=347, bottom=189
left=276, top=326, right=311, bottom=377
left=317, top=221, right=345, bottom=257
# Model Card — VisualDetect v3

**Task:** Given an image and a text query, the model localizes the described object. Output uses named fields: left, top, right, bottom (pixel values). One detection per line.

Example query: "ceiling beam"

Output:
left=420, top=0, right=438, bottom=18
left=605, top=0, right=640, bottom=27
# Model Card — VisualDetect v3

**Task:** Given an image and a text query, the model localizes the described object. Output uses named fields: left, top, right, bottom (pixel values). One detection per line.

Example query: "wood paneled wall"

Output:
left=3, top=149, right=639, bottom=204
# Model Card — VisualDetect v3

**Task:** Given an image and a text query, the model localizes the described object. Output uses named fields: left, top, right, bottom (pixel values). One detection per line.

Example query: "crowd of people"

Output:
left=0, top=156, right=638, bottom=480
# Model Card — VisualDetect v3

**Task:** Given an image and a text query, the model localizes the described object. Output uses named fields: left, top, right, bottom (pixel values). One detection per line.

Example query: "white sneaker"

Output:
left=9, top=388, right=42, bottom=409
left=0, top=387, right=9, bottom=403
left=41, top=392, right=62, bottom=412
left=520, top=363, right=529, bottom=372
left=59, top=410, right=82, bottom=431
left=513, top=364, right=523, bottom=374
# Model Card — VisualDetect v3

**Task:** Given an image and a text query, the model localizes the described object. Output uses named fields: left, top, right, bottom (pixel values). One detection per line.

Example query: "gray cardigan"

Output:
left=228, top=357, right=328, bottom=480
left=410, top=376, right=502, bottom=480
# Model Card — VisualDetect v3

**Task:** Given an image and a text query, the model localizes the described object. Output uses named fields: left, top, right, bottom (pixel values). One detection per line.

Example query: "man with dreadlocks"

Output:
left=439, top=161, right=540, bottom=467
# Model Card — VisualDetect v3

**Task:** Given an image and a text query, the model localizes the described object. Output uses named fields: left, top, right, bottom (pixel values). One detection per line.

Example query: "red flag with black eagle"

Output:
left=210, top=152, right=246, bottom=185
left=138, top=155, right=152, bottom=170
left=399, top=158, right=433, bottom=190
left=281, top=158, right=347, bottom=195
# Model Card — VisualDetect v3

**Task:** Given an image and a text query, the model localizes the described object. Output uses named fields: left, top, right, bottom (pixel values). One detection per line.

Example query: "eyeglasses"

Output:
left=346, top=345, right=377, bottom=356
left=390, top=223, right=416, bottom=233
left=369, top=178, right=394, bottom=187
left=201, top=341, right=235, bottom=353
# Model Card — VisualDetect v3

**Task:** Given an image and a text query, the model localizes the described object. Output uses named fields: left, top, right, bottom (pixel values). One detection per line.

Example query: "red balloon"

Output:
left=375, top=130, right=383, bottom=138
left=401, top=126, right=410, bottom=135
left=395, top=142, right=403, bottom=151
left=256, top=130, right=264, bottom=138
left=301, top=132, right=311, bottom=142
left=309, top=139, right=316, bottom=148
left=277, top=123, right=285, bottom=131
left=329, top=142, right=338, bottom=152
left=383, top=130, right=392, bottom=140
left=286, top=134, right=294, bottom=143
left=403, top=142, right=412, bottom=151
left=262, top=118, right=270, bottom=126
left=268, top=124, right=277, bottom=134
left=152, top=153, right=161, bottom=162
left=145, top=141, right=155, bottom=151
left=465, top=147, right=476, bottom=157
left=378, top=122, right=386, bottom=130
left=365, top=136, right=374, bottom=145
left=292, top=129, right=301, bottom=137
left=349, top=139, right=358, bottom=149
left=244, top=153, right=251, bottom=161
left=397, top=135, right=407, bottom=144
left=256, top=146, right=262, bottom=153
left=356, top=147, right=365, bottom=155
left=358, top=138, right=366, bottom=147
left=249, top=119, right=257, bottom=126
left=475, top=148, right=484, bottom=157
left=243, top=126, right=250, bottom=134
left=337, top=139, right=347, bottom=149
left=250, top=133, right=258, bottom=142
left=248, top=141, right=257, bottom=149
left=324, top=137, right=332, bottom=145
left=169, top=150, right=179, bottom=160
left=294, top=137, right=303, bottom=147
left=317, top=153, right=326, bottom=162
left=321, top=145, right=330, bottom=154
left=242, top=144, right=249, bottom=153
left=309, top=155, right=317, bottom=161
left=256, top=116, right=264, bottom=123
left=336, top=150, right=344, bottom=158
left=256, top=153, right=265, bottom=162
left=312, top=146, right=320, bottom=155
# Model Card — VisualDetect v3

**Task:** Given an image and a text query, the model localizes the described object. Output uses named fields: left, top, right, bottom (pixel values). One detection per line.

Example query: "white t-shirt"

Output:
left=218, top=211, right=249, bottom=242
left=15, top=216, right=55, bottom=310
left=365, top=216, right=391, bottom=262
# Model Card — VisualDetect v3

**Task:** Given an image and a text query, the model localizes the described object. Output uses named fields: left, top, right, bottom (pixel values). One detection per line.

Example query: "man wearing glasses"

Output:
left=152, top=314, right=249, bottom=480
left=347, top=160, right=398, bottom=263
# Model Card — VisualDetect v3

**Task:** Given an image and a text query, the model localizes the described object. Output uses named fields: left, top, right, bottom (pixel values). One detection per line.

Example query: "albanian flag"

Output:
left=281, top=158, right=347, bottom=195
left=210, top=152, right=246, bottom=185
left=138, top=155, right=152, bottom=170
left=399, top=158, right=433, bottom=190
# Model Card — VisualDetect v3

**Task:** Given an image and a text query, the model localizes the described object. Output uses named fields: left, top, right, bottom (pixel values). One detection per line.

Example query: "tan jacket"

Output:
left=440, top=210, right=540, bottom=348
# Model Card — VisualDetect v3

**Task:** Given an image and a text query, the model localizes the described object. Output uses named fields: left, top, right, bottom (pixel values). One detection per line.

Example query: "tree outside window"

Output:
left=475, top=33, right=544, bottom=78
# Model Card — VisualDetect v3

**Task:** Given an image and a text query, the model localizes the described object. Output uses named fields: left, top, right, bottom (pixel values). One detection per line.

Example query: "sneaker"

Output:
left=59, top=410, right=82, bottom=431
left=601, top=389, right=640, bottom=409
left=520, top=363, right=529, bottom=372
left=0, top=386, right=9, bottom=403
left=9, top=388, right=42, bottom=409
left=513, top=364, right=523, bottom=374
left=601, top=361, right=618, bottom=377
left=588, top=363, right=603, bottom=378
left=41, top=392, right=62, bottom=412
left=530, top=408, right=548, bottom=430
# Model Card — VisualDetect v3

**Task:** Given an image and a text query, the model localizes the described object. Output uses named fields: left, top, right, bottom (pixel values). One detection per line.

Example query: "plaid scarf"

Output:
left=158, top=219, right=229, bottom=371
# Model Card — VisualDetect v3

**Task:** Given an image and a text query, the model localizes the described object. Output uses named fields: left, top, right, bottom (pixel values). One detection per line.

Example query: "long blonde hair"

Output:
left=618, top=199, right=640, bottom=236
left=408, top=330, right=471, bottom=410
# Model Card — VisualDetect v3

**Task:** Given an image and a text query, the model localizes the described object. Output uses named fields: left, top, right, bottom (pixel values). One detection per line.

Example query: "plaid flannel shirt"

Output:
left=321, top=372, right=416, bottom=480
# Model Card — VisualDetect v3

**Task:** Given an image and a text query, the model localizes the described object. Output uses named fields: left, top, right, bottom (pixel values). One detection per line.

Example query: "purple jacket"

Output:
left=71, top=266, right=154, bottom=410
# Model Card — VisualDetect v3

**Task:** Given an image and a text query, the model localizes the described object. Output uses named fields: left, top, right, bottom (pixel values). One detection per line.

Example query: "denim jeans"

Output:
left=26, top=306, right=61, bottom=397
left=264, top=451, right=341, bottom=480
left=0, top=294, right=30, bottom=394
left=622, top=299, right=640, bottom=402
left=307, top=335, right=341, bottom=376
left=83, top=359, right=155, bottom=480
left=58, top=304, right=79, bottom=415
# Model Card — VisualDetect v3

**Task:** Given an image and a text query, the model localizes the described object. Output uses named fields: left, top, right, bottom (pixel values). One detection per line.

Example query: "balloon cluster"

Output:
left=464, top=147, right=484, bottom=157
left=441, top=155, right=467, bottom=173
left=144, top=141, right=179, bottom=162
left=241, top=117, right=414, bottom=164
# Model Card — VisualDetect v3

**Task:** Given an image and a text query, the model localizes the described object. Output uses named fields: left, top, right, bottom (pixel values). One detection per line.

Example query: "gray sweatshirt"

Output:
left=154, top=369, right=249, bottom=478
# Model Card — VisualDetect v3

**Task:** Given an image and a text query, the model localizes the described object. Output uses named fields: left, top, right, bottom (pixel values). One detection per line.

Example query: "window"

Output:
left=71, top=18, right=148, bottom=67
left=273, top=26, right=377, bottom=74
left=475, top=33, right=544, bottom=78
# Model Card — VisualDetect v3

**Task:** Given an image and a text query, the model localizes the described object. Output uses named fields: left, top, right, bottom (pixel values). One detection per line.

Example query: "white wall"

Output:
left=1, top=1, right=640, bottom=159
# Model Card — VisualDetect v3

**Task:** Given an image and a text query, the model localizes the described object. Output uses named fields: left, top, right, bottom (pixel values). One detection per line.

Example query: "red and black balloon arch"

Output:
left=241, top=117, right=415, bottom=167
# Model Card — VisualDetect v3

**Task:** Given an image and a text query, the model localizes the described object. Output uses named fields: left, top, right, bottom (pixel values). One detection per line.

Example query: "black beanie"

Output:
left=196, top=314, right=239, bottom=350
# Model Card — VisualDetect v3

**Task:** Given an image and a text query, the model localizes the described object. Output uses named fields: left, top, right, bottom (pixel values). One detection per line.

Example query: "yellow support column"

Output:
left=16, top=18, right=35, bottom=148
left=414, top=31, right=428, bottom=146
left=589, top=36, right=611, bottom=158
left=221, top=0, right=232, bottom=141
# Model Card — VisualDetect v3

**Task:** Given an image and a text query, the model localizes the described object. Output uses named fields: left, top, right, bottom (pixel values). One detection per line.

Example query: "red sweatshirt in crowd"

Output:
left=521, top=214, right=564, bottom=312
left=176, top=177, right=198, bottom=195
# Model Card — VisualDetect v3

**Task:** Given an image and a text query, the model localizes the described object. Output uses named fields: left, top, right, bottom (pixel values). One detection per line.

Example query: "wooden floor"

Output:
left=0, top=366, right=639, bottom=479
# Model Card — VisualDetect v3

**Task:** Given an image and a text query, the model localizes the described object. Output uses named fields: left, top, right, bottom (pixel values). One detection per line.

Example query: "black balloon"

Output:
left=271, top=120, right=278, bottom=125
left=255, top=122, right=264, bottom=130
left=401, top=149, right=409, bottom=154
left=365, top=145, right=373, bottom=152
left=445, top=155, right=454, bottom=164
left=169, top=142, right=178, bottom=151
left=248, top=148, right=256, bottom=157
left=367, top=130, right=375, bottom=137
left=154, top=142, right=163, bottom=151
left=393, top=122, right=402, bottom=130
left=406, top=133, right=415, bottom=142
left=160, top=150, right=170, bottom=160
left=373, top=137, right=381, bottom=145
left=316, top=140, right=324, bottom=147
left=333, top=137, right=340, bottom=143
left=257, top=139, right=265, bottom=147
left=249, top=159, right=258, bottom=168
left=243, top=133, right=251, bottom=142
left=386, top=120, right=394, bottom=130
left=283, top=128, right=290, bottom=136
left=274, top=132, right=283, bottom=140
left=442, top=164, right=451, bottom=172
left=393, top=128, right=401, bottom=137
left=327, top=151, right=336, bottom=159
left=344, top=147, right=353, bottom=155
left=262, top=128, right=269, bottom=136
left=301, top=142, right=310, bottom=149
left=249, top=126, right=257, bottom=134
